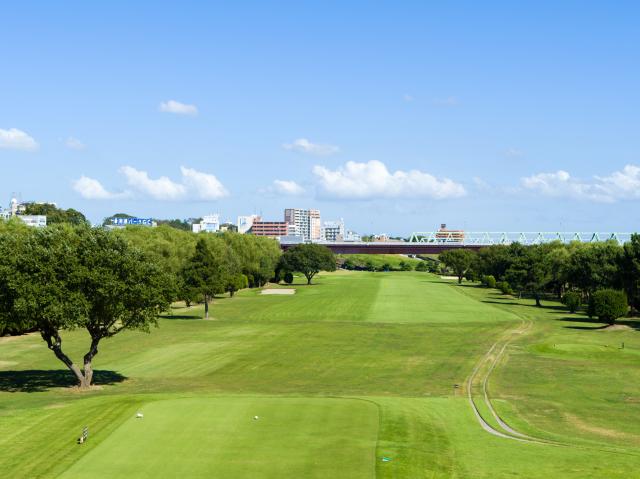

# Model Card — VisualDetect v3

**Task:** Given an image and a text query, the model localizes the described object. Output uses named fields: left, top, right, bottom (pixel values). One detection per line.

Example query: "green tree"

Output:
left=226, top=273, right=248, bottom=297
left=483, top=275, right=497, bottom=288
left=220, top=232, right=281, bottom=287
left=0, top=226, right=171, bottom=388
left=619, top=234, right=640, bottom=312
left=439, top=249, right=476, bottom=283
left=181, top=237, right=230, bottom=318
left=564, top=242, right=621, bottom=298
left=24, top=203, right=88, bottom=225
left=279, top=244, right=336, bottom=285
left=590, top=289, right=628, bottom=325
left=562, top=291, right=581, bottom=313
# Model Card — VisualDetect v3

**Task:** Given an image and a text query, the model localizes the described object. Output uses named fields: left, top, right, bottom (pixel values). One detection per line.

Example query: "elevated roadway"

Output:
left=281, top=242, right=482, bottom=254
left=279, top=232, right=635, bottom=254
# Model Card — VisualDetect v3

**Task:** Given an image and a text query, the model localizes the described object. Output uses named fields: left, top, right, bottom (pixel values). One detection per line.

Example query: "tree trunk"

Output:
left=41, top=329, right=88, bottom=388
left=83, top=337, right=101, bottom=387
left=458, top=275, right=463, bottom=284
left=204, top=295, right=209, bottom=319
left=535, top=293, right=541, bottom=307
left=305, top=272, right=314, bottom=285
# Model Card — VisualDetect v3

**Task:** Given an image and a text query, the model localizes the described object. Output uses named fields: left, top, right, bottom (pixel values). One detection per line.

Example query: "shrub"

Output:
left=590, top=289, right=628, bottom=325
left=465, top=270, right=478, bottom=282
left=283, top=272, right=294, bottom=284
left=562, top=291, right=581, bottom=313
left=496, top=281, right=513, bottom=295
left=415, top=261, right=429, bottom=272
left=483, top=275, right=497, bottom=289
left=427, top=262, right=440, bottom=274
left=399, top=260, right=414, bottom=271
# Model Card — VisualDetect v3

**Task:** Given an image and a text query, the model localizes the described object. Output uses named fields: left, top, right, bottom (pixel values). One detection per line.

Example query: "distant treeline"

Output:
left=439, top=238, right=640, bottom=315
left=0, top=221, right=282, bottom=335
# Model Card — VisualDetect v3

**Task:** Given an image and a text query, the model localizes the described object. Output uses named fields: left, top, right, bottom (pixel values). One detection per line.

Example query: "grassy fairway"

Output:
left=1, top=272, right=639, bottom=478
left=59, top=397, right=378, bottom=479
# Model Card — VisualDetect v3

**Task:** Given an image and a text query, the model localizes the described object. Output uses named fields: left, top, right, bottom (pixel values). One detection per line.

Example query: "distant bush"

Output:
left=562, top=291, right=581, bottom=313
left=380, top=263, right=392, bottom=272
left=590, top=289, right=628, bottom=325
left=427, top=262, right=440, bottom=274
left=496, top=281, right=513, bottom=295
left=342, top=258, right=356, bottom=270
left=415, top=261, right=429, bottom=272
left=283, top=272, right=294, bottom=284
left=398, top=260, right=414, bottom=271
left=483, top=275, right=496, bottom=288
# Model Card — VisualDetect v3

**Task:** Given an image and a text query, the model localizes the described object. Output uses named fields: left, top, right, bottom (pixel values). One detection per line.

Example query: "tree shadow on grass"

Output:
left=481, top=299, right=567, bottom=312
left=556, top=315, right=640, bottom=332
left=163, top=314, right=203, bottom=320
left=0, top=369, right=127, bottom=393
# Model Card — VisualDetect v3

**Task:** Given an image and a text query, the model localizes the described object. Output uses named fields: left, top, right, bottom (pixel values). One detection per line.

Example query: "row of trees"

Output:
left=23, top=203, right=88, bottom=225
left=0, top=220, right=338, bottom=387
left=113, top=225, right=282, bottom=318
left=439, top=236, right=640, bottom=318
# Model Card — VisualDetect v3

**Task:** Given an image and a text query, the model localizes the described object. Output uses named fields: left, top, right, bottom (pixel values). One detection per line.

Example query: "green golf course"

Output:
left=1, top=271, right=639, bottom=478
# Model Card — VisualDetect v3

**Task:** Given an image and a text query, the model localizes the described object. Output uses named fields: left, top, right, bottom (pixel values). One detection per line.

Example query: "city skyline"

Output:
left=1, top=2, right=639, bottom=234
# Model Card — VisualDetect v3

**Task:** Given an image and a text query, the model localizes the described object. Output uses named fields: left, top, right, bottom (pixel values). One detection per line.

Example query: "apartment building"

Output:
left=284, top=208, right=321, bottom=241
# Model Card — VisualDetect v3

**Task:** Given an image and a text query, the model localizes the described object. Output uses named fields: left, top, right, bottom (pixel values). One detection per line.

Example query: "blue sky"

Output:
left=1, top=1, right=639, bottom=234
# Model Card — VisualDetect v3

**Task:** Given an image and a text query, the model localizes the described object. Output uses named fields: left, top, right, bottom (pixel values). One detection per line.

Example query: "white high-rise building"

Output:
left=284, top=208, right=321, bottom=241
left=321, top=219, right=345, bottom=242
left=344, top=230, right=361, bottom=242
left=237, top=215, right=261, bottom=234
left=192, top=214, right=221, bottom=233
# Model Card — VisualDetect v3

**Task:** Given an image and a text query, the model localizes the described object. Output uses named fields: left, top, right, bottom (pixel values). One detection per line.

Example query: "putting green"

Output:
left=58, top=397, right=379, bottom=479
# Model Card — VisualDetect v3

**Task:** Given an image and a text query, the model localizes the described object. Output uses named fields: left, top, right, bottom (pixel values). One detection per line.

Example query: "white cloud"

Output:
left=596, top=165, right=640, bottom=200
left=271, top=179, right=305, bottom=196
left=521, top=164, right=640, bottom=202
left=312, top=160, right=466, bottom=200
left=74, top=166, right=228, bottom=201
left=119, top=166, right=187, bottom=200
left=403, top=94, right=415, bottom=102
left=283, top=138, right=339, bottom=156
left=0, top=128, right=38, bottom=151
left=158, top=100, right=198, bottom=116
left=65, top=137, right=85, bottom=150
left=180, top=166, right=229, bottom=200
left=472, top=177, right=492, bottom=191
left=72, top=176, right=125, bottom=200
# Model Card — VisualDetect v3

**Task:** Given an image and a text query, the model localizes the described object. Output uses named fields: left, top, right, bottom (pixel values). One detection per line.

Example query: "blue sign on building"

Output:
left=111, top=217, right=154, bottom=226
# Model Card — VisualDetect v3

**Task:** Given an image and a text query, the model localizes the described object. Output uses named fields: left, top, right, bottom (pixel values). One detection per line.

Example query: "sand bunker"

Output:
left=261, top=289, right=296, bottom=295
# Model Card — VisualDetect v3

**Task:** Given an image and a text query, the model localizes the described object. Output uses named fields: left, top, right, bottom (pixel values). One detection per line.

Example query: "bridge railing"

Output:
left=408, top=232, right=635, bottom=246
